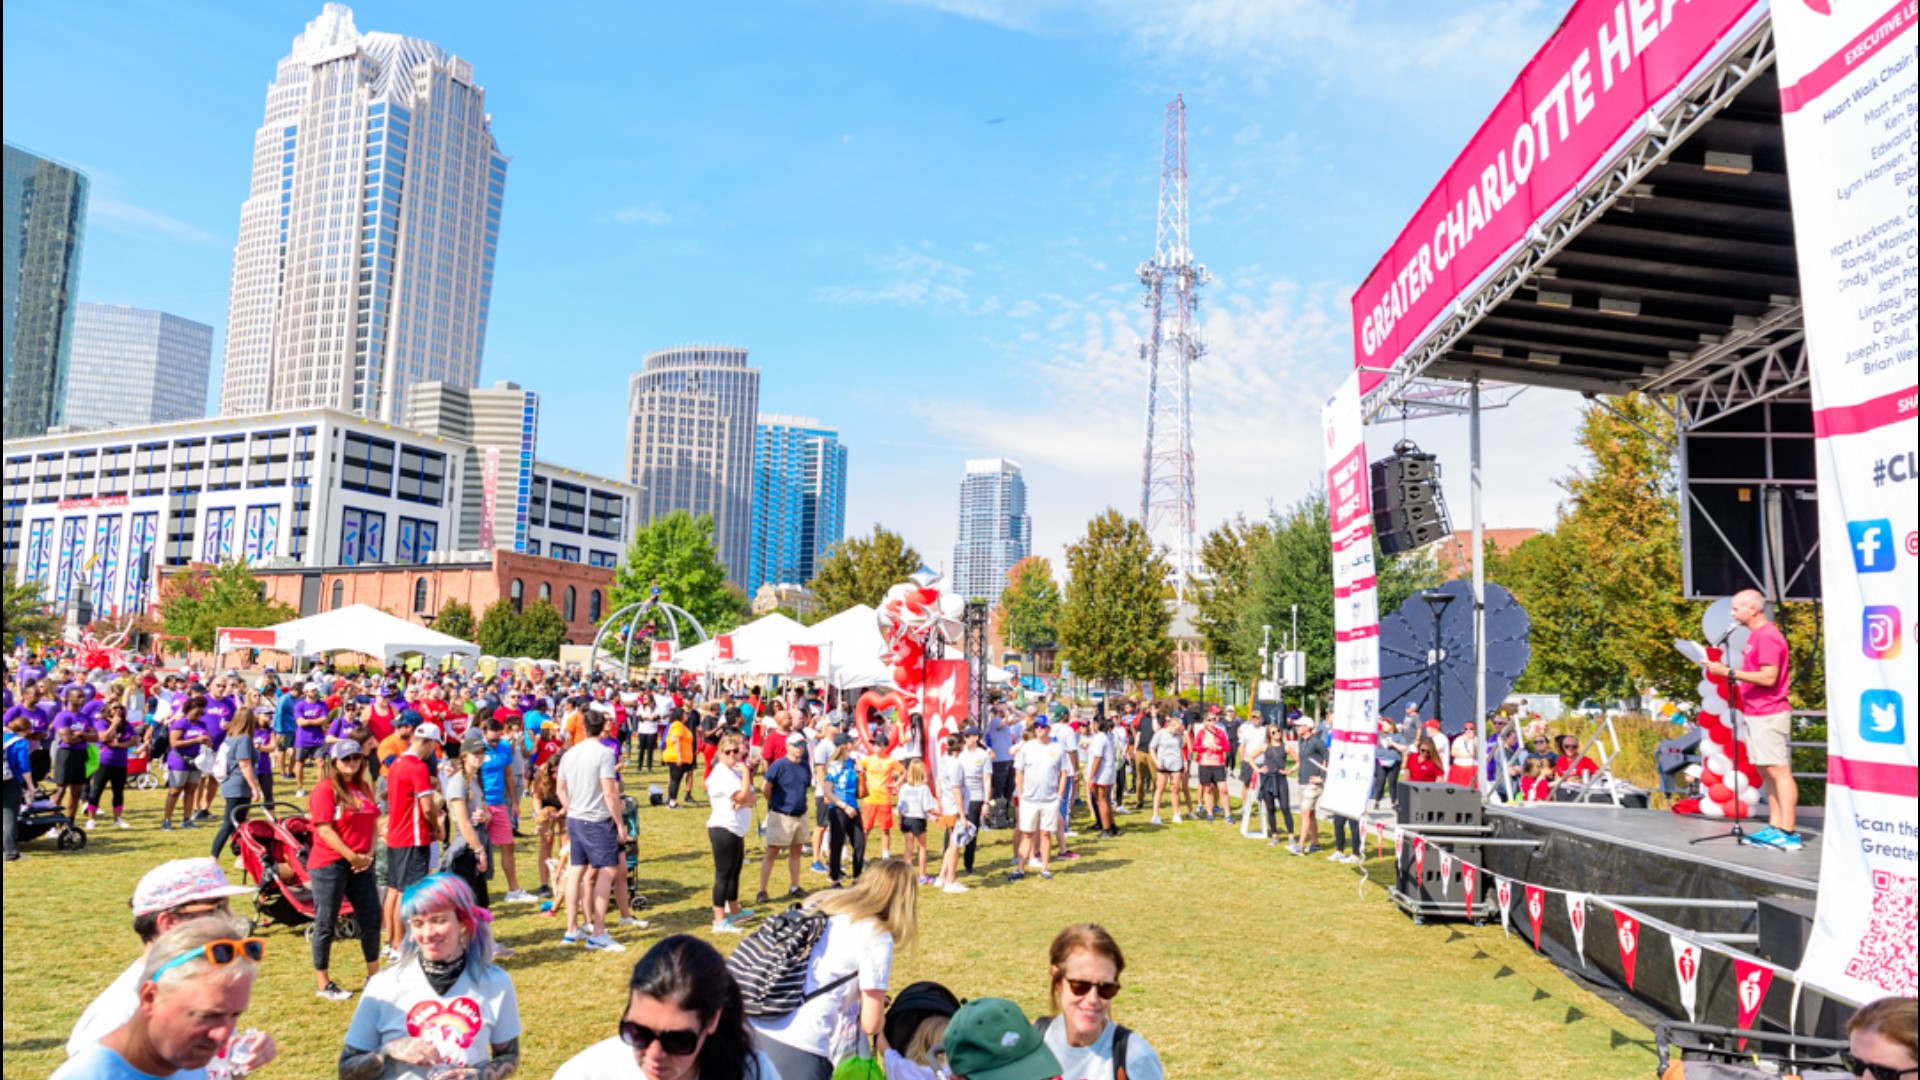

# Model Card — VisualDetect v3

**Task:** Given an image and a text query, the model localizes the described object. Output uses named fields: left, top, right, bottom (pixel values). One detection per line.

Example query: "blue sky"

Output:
left=3, top=0, right=1592, bottom=575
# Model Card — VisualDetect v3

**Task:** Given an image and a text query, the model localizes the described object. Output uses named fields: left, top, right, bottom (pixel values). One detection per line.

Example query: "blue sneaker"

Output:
left=1771, top=830, right=1803, bottom=851
left=810, top=861, right=828, bottom=874
left=1744, top=825, right=1783, bottom=848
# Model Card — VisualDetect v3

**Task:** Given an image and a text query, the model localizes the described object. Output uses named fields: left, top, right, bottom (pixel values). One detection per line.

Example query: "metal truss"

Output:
left=1378, top=379, right=1529, bottom=423
left=1657, top=319, right=1809, bottom=432
left=1361, top=19, right=1778, bottom=421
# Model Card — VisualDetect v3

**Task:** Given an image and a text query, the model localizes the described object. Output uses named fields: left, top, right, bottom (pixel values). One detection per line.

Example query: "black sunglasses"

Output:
left=1062, top=978, right=1122, bottom=1000
left=1842, top=1052, right=1917, bottom=1080
left=620, top=1020, right=702, bottom=1057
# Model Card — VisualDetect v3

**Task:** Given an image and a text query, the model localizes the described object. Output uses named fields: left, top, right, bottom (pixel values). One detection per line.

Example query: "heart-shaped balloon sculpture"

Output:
left=868, top=572, right=969, bottom=814
left=853, top=689, right=912, bottom=756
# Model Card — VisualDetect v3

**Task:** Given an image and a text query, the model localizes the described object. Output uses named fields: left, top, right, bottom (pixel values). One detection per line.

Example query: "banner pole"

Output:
left=1471, top=375, right=1488, bottom=799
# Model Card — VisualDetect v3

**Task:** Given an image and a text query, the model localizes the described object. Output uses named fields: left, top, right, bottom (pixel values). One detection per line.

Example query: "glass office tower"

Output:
left=3, top=143, right=88, bottom=438
left=750, top=415, right=848, bottom=593
left=626, top=345, right=761, bottom=586
left=63, top=304, right=214, bottom=431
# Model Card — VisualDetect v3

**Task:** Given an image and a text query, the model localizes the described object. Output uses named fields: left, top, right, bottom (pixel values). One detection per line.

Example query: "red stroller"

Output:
left=232, top=801, right=362, bottom=941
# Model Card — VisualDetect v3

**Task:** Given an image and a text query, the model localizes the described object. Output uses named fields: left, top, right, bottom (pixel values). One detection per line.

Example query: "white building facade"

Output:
left=219, top=4, right=507, bottom=424
left=952, top=457, right=1031, bottom=604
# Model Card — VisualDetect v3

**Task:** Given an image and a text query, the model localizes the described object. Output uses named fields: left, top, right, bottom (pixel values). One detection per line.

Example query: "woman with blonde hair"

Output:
left=750, top=859, right=920, bottom=1080
left=1037, top=923, right=1164, bottom=1080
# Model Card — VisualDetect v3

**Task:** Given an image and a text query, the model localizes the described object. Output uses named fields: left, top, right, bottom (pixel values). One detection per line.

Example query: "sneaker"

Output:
left=1773, top=831, right=1804, bottom=852
left=1150, top=816, right=1164, bottom=825
left=1027, top=858, right=1045, bottom=870
left=1064, top=830, right=1079, bottom=838
left=562, top=932, right=585, bottom=946
left=709, top=923, right=742, bottom=935
left=317, top=982, right=353, bottom=1002
left=1304, top=844, right=1323, bottom=855
left=1327, top=850, right=1344, bottom=861
left=667, top=801, right=678, bottom=810
left=726, top=910, right=755, bottom=925
left=381, top=945, right=401, bottom=962
left=192, top=810, right=211, bottom=822
left=787, top=887, right=806, bottom=900
left=84, top=818, right=97, bottom=831
left=810, top=861, right=828, bottom=874
left=1172, top=814, right=1183, bottom=824
left=534, top=885, right=553, bottom=899
left=180, top=820, right=198, bottom=830
left=618, top=915, right=650, bottom=929
left=293, top=789, right=305, bottom=799
left=115, top=819, right=131, bottom=830
left=753, top=891, right=770, bottom=905
left=1040, top=870, right=1053, bottom=880
left=160, top=821, right=173, bottom=832
left=943, top=882, right=970, bottom=894
left=1008, top=870, right=1026, bottom=882
left=1059, top=851, right=1082, bottom=861
left=502, top=890, right=537, bottom=903
left=1267, top=837, right=1279, bottom=847
left=584, top=933, right=627, bottom=952
left=1743, top=825, right=1783, bottom=848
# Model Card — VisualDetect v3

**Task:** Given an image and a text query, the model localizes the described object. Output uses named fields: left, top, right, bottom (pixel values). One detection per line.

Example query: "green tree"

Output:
left=475, top=599, right=521, bottom=657
left=1192, top=515, right=1272, bottom=667
left=4, top=577, right=61, bottom=643
left=433, top=598, right=475, bottom=641
left=1058, top=510, right=1174, bottom=687
left=157, top=561, right=297, bottom=653
left=607, top=510, right=746, bottom=635
left=514, top=598, right=570, bottom=659
left=808, top=525, right=923, bottom=615
left=996, top=556, right=1061, bottom=658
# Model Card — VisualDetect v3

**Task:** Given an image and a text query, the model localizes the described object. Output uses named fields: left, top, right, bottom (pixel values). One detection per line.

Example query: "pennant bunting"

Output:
left=1567, top=892, right=1589, bottom=968
left=1413, top=836, right=1427, bottom=884
left=1613, top=910, right=1640, bottom=990
left=1525, top=885, right=1546, bottom=952
left=1732, top=959, right=1774, bottom=1050
left=1438, top=848, right=1454, bottom=897
left=1496, top=877, right=1514, bottom=937
left=1461, top=862, right=1478, bottom=922
left=1673, top=941, right=1702, bottom=1024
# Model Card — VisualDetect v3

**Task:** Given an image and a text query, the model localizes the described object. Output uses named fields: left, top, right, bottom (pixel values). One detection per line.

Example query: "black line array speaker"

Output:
left=1372, top=447, right=1451, bottom=555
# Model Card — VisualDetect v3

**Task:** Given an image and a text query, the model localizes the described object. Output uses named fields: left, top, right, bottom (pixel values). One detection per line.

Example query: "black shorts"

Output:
left=1198, top=765, right=1228, bottom=785
left=815, top=795, right=831, bottom=827
left=387, top=845, right=432, bottom=892
left=296, top=744, right=325, bottom=762
left=1237, top=763, right=1255, bottom=786
left=53, top=747, right=90, bottom=787
left=899, top=816, right=927, bottom=836
left=275, top=733, right=295, bottom=751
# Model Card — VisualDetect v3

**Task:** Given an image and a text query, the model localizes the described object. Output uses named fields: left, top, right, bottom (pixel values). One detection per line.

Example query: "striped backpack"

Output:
left=726, top=905, right=855, bottom=1018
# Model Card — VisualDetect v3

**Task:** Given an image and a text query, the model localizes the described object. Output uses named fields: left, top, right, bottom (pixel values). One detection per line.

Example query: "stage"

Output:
left=1487, top=803, right=1822, bottom=902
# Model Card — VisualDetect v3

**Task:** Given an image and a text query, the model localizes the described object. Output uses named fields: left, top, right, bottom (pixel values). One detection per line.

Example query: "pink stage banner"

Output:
left=1320, top=371, right=1380, bottom=821
left=1351, top=0, right=1767, bottom=389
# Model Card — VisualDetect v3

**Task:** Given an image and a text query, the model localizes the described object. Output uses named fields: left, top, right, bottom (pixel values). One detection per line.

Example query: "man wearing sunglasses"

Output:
left=64, top=857, right=256, bottom=1059
left=53, top=913, right=276, bottom=1080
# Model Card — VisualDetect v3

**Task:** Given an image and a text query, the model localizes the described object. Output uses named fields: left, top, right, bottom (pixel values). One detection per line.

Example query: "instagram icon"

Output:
left=1863, top=606, right=1903, bottom=660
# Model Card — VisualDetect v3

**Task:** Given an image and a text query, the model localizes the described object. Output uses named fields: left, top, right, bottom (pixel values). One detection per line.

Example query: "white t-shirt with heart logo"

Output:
left=344, top=959, right=522, bottom=1077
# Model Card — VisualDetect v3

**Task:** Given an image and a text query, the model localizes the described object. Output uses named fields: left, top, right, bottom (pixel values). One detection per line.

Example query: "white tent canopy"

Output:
left=255, top=604, right=481, bottom=663
left=668, top=612, right=803, bottom=674
left=796, top=605, right=894, bottom=688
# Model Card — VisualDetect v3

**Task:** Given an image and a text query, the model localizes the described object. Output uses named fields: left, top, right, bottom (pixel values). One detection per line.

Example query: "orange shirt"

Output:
left=860, top=755, right=903, bottom=807
left=376, top=731, right=408, bottom=766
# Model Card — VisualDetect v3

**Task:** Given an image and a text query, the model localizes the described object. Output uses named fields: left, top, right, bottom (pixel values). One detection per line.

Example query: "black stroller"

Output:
left=18, top=782, right=87, bottom=851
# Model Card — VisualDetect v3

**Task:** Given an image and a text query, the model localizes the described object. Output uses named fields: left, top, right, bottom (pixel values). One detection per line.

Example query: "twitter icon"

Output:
left=1860, top=690, right=1905, bottom=746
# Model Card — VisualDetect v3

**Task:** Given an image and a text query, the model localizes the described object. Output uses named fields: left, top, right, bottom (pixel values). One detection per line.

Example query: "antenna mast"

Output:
left=1138, top=94, right=1207, bottom=599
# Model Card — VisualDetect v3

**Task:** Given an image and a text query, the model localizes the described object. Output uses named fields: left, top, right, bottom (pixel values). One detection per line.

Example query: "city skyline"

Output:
left=626, top=345, right=760, bottom=586
left=2, top=2, right=1585, bottom=574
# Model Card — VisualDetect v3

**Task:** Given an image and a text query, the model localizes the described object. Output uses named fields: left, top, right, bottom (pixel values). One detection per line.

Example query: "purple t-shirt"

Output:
left=81, top=697, right=105, bottom=720
left=1738, top=622, right=1792, bottom=716
left=203, top=696, right=237, bottom=750
left=327, top=716, right=357, bottom=743
left=293, top=701, right=329, bottom=748
left=166, top=716, right=203, bottom=771
left=95, top=718, right=133, bottom=769
left=51, top=710, right=92, bottom=749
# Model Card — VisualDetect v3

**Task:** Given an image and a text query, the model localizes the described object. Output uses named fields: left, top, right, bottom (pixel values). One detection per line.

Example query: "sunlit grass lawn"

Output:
left=3, top=766, right=1658, bottom=1079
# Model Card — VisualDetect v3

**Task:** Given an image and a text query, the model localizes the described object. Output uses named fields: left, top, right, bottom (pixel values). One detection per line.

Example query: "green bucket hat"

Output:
left=942, top=998, right=1061, bottom=1080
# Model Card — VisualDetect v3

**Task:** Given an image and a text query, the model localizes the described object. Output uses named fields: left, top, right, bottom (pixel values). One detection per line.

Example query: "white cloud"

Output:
left=607, top=203, right=674, bottom=228
left=88, top=197, right=222, bottom=247
left=816, top=248, right=975, bottom=311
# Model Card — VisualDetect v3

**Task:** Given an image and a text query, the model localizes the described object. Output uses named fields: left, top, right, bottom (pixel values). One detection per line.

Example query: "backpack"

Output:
left=1035, top=1015, right=1133, bottom=1080
left=986, top=795, right=1015, bottom=831
left=725, top=905, right=856, bottom=1018
left=210, top=738, right=238, bottom=783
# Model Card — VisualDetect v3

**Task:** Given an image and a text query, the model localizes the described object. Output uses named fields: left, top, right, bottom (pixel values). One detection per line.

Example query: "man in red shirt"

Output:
left=1705, top=589, right=1799, bottom=851
left=379, top=721, right=443, bottom=955
left=1193, top=713, right=1231, bottom=822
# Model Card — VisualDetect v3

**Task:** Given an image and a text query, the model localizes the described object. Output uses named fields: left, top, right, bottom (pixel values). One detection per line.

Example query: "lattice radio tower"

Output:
left=1138, top=94, right=1207, bottom=599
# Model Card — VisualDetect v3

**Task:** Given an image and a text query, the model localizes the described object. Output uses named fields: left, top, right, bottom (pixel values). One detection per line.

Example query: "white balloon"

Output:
left=1699, top=800, right=1726, bottom=819
left=1738, top=788, right=1762, bottom=805
left=1697, top=681, right=1722, bottom=704
left=938, top=592, right=965, bottom=620
left=1707, top=753, right=1732, bottom=778
left=884, top=582, right=913, bottom=605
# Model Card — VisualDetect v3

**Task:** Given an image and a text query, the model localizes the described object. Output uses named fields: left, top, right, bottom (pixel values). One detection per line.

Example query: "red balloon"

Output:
left=913, top=587, right=938, bottom=606
left=1707, top=782, right=1731, bottom=804
left=853, top=690, right=910, bottom=756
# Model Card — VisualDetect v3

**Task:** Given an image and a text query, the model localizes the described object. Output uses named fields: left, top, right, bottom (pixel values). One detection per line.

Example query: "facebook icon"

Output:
left=1848, top=519, right=1896, bottom=573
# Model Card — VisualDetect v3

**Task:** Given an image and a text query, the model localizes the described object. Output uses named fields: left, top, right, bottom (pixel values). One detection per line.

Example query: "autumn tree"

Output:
left=158, top=561, right=297, bottom=653
left=996, top=556, right=1061, bottom=661
left=1058, top=510, right=1173, bottom=687
left=1192, top=515, right=1271, bottom=669
left=808, top=525, right=922, bottom=615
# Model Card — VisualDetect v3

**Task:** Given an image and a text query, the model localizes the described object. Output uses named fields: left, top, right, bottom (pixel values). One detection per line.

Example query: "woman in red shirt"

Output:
left=309, top=740, right=382, bottom=1002
left=1552, top=735, right=1599, bottom=780
left=1404, top=723, right=1446, bottom=784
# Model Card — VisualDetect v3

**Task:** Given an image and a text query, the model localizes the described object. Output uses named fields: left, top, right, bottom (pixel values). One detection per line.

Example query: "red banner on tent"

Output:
left=715, top=634, right=734, bottom=661
left=788, top=645, right=822, bottom=678
left=1614, top=910, right=1640, bottom=990
left=1733, top=959, right=1774, bottom=1049
left=1525, top=885, right=1546, bottom=952
left=651, top=641, right=674, bottom=665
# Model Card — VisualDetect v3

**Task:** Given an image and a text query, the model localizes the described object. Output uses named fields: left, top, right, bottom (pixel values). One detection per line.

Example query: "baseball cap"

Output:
left=460, top=729, right=487, bottom=755
left=413, top=721, right=444, bottom=742
left=329, top=741, right=367, bottom=760
left=943, top=998, right=1061, bottom=1080
left=1031, top=717, right=1050, bottom=728
left=132, top=857, right=254, bottom=916
left=396, top=709, right=422, bottom=728
left=1424, top=719, right=1442, bottom=730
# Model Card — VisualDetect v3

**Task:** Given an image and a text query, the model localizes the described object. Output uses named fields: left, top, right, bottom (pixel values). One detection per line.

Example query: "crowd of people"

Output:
left=8, top=644, right=1877, bottom=1078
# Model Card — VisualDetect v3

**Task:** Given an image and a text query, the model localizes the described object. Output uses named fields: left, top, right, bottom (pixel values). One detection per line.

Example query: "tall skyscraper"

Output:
left=625, top=345, right=760, bottom=585
left=750, top=415, right=847, bottom=593
left=3, top=143, right=88, bottom=438
left=953, top=458, right=1031, bottom=603
left=405, top=379, right=537, bottom=552
left=219, top=3, right=507, bottom=424
left=62, top=304, right=214, bottom=431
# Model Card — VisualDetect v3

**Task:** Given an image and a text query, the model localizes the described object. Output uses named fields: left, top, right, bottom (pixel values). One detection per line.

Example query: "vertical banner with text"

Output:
left=1774, top=0, right=1920, bottom=1002
left=1322, top=371, right=1381, bottom=820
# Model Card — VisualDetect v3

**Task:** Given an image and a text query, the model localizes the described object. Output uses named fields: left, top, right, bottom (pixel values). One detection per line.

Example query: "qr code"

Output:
left=1844, top=869, right=1919, bottom=994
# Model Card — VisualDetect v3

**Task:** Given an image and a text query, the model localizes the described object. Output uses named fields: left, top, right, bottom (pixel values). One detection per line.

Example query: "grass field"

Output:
left=3, top=767, right=1661, bottom=1079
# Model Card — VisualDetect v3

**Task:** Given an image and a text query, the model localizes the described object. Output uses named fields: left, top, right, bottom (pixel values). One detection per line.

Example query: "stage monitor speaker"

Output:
left=1396, top=782, right=1483, bottom=830
left=1397, top=841, right=1486, bottom=908
left=1681, top=400, right=1820, bottom=601
left=1757, top=896, right=1817, bottom=968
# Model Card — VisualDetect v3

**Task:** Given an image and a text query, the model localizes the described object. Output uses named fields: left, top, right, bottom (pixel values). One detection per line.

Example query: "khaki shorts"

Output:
left=1300, top=781, right=1326, bottom=813
left=1745, top=711, right=1793, bottom=767
left=1018, top=800, right=1061, bottom=834
left=765, top=811, right=805, bottom=848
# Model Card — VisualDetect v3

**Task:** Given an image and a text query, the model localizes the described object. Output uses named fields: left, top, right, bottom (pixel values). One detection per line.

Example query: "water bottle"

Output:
left=206, top=1027, right=265, bottom=1079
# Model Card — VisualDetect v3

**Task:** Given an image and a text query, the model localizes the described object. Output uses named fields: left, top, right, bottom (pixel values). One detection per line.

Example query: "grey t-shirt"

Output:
left=442, top=771, right=486, bottom=866
left=218, top=738, right=257, bottom=799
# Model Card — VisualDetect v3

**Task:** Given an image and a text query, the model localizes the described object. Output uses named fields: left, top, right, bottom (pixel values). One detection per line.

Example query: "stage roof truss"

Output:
left=1377, top=379, right=1530, bottom=422
left=1362, top=21, right=1784, bottom=422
